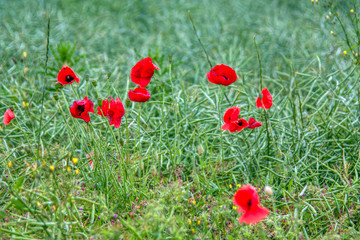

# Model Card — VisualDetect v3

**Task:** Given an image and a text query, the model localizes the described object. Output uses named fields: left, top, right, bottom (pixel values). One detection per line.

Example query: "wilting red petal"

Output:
left=97, top=97, right=125, bottom=128
left=207, top=64, right=237, bottom=86
left=256, top=88, right=273, bottom=109
left=130, top=57, right=159, bottom=87
left=3, top=109, right=15, bottom=125
left=233, top=185, right=269, bottom=225
left=248, top=117, right=262, bottom=129
left=69, top=96, right=94, bottom=123
left=128, top=87, right=151, bottom=102
left=57, top=66, right=80, bottom=85
left=223, top=107, right=240, bottom=124
left=238, top=206, right=270, bottom=225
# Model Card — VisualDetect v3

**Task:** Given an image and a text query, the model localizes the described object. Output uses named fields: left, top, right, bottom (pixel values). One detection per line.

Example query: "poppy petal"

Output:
left=3, top=109, right=15, bottom=125
left=238, top=206, right=270, bottom=225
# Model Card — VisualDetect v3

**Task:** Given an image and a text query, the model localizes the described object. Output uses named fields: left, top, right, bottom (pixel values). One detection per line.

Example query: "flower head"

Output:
left=207, top=64, right=237, bottom=86
left=128, top=87, right=151, bottom=102
left=3, top=109, right=15, bottom=125
left=233, top=185, right=270, bottom=225
left=57, top=66, right=80, bottom=85
left=222, top=107, right=248, bottom=133
left=130, top=57, right=159, bottom=87
left=256, top=88, right=273, bottom=109
left=97, top=97, right=125, bottom=128
left=69, top=97, right=94, bottom=122
left=248, top=117, right=262, bottom=129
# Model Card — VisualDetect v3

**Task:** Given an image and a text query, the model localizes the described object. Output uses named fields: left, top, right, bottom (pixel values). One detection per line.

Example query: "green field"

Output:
left=1, top=0, right=360, bottom=239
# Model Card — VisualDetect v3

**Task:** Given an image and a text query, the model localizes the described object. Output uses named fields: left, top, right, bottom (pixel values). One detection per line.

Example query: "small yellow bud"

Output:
left=24, top=67, right=29, bottom=74
left=192, top=201, right=196, bottom=205
left=344, top=51, right=348, bottom=55
left=37, top=201, right=41, bottom=206
left=75, top=169, right=80, bottom=174
left=23, top=52, right=27, bottom=58
left=229, top=184, right=232, bottom=188
left=233, top=206, right=237, bottom=210
left=264, top=186, right=273, bottom=196
left=0, top=126, right=2, bottom=130
left=326, top=15, right=329, bottom=20
left=72, top=158, right=79, bottom=164
left=188, top=220, right=192, bottom=225
left=23, top=101, right=29, bottom=107
left=315, top=0, right=318, bottom=3
left=237, top=184, right=241, bottom=188
left=71, top=199, right=75, bottom=203
left=356, top=53, right=358, bottom=57
left=191, top=228, right=195, bottom=233
left=8, top=162, right=12, bottom=168
left=52, top=206, right=56, bottom=210
left=50, top=165, right=55, bottom=171
left=329, top=12, right=332, bottom=16
left=350, top=9, right=354, bottom=13
left=67, top=166, right=71, bottom=172
left=330, top=31, right=334, bottom=35
left=197, top=220, right=200, bottom=225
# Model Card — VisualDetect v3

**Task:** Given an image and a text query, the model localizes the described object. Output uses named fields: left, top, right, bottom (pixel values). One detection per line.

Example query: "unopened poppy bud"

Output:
left=107, top=72, right=112, bottom=78
left=53, top=94, right=59, bottom=100
left=125, top=99, right=131, bottom=107
left=97, top=98, right=103, bottom=107
left=91, top=80, right=97, bottom=86
left=264, top=186, right=273, bottom=196
left=85, top=75, right=90, bottom=82
left=55, top=82, right=64, bottom=90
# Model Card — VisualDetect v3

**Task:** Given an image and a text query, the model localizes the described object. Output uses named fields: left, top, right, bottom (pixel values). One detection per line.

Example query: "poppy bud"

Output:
left=91, top=80, right=97, bottom=86
left=85, top=75, right=90, bottom=82
left=97, top=98, right=103, bottom=107
left=53, top=94, right=59, bottom=100
left=125, top=99, right=131, bottom=107
left=55, top=82, right=64, bottom=90
left=107, top=72, right=112, bottom=78
left=264, top=186, right=273, bottom=196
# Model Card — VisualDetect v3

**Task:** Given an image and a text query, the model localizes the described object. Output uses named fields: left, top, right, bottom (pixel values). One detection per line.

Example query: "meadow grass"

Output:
left=1, top=0, right=360, bottom=239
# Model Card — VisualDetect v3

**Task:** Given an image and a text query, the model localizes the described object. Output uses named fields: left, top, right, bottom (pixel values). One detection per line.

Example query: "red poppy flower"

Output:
left=57, top=66, right=80, bottom=85
left=97, top=97, right=125, bottom=128
left=128, top=87, right=151, bottom=102
left=233, top=185, right=270, bottom=225
left=3, top=109, right=15, bottom=125
left=207, top=64, right=237, bottom=86
left=222, top=107, right=248, bottom=132
left=248, top=117, right=262, bottom=129
left=130, top=57, right=160, bottom=87
left=69, top=96, right=94, bottom=123
left=256, top=88, right=273, bottom=109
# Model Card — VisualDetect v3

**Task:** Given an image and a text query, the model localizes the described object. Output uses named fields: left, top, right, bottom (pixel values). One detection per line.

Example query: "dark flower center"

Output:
left=65, top=75, right=74, bottom=83
left=77, top=105, right=85, bottom=116
left=247, top=199, right=252, bottom=209
left=221, top=75, right=229, bottom=80
left=237, top=121, right=243, bottom=126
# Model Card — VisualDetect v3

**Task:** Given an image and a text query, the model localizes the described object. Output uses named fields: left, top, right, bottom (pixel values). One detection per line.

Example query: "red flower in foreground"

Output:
left=97, top=97, right=125, bottom=128
left=130, top=57, right=160, bottom=87
left=3, top=109, right=15, bottom=125
left=69, top=96, right=94, bottom=123
left=128, top=87, right=151, bottom=102
left=233, top=185, right=270, bottom=225
left=57, top=66, right=80, bottom=85
left=256, top=88, right=273, bottom=109
left=222, top=107, right=248, bottom=133
left=248, top=117, right=262, bottom=129
left=207, top=64, right=237, bottom=86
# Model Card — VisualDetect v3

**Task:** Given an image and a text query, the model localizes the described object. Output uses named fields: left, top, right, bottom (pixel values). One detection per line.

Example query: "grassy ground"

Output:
left=1, top=0, right=360, bottom=239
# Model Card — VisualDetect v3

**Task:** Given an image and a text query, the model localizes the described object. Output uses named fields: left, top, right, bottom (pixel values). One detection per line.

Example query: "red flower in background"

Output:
left=207, top=64, right=237, bottom=86
left=69, top=96, right=94, bottom=123
left=130, top=57, right=159, bottom=87
left=248, top=117, right=262, bottom=129
left=97, top=97, right=125, bottom=128
left=3, top=109, right=15, bottom=125
left=128, top=87, right=151, bottom=102
left=233, top=185, right=270, bottom=225
left=256, top=88, right=273, bottom=109
left=222, top=107, right=248, bottom=133
left=57, top=66, right=80, bottom=85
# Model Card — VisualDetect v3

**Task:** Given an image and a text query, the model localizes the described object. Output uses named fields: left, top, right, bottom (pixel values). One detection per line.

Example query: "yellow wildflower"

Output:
left=326, top=15, right=329, bottom=20
left=24, top=67, right=29, bottom=74
left=350, top=9, right=354, bottom=13
left=75, top=169, right=80, bottom=174
left=233, top=206, right=238, bottom=210
left=191, top=228, right=195, bottom=233
left=72, top=158, right=79, bottom=164
left=188, top=220, right=192, bottom=225
left=23, top=52, right=27, bottom=58
left=192, top=201, right=196, bottom=205
left=23, top=101, right=29, bottom=107
left=8, top=162, right=12, bottom=168
left=229, top=184, right=232, bottom=188
left=344, top=51, right=347, bottom=55
left=330, top=31, right=334, bottom=35
left=50, top=165, right=55, bottom=171
left=197, top=220, right=200, bottom=225
left=67, top=166, right=71, bottom=172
